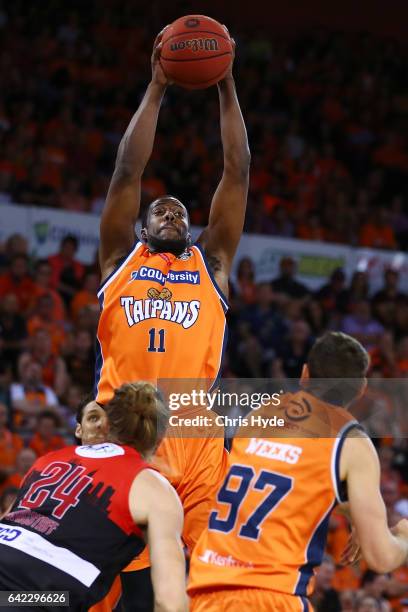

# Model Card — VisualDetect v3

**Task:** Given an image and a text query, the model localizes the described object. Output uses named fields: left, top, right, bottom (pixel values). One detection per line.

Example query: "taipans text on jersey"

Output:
left=120, top=297, right=200, bottom=329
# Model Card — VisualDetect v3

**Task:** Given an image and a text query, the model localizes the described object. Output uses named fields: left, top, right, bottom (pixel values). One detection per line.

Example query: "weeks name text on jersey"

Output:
left=245, top=438, right=303, bottom=464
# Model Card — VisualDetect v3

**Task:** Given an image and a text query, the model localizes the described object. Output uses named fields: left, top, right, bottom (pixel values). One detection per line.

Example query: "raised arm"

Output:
left=129, top=469, right=187, bottom=612
left=198, top=42, right=250, bottom=294
left=99, top=33, right=168, bottom=282
left=341, top=432, right=408, bottom=573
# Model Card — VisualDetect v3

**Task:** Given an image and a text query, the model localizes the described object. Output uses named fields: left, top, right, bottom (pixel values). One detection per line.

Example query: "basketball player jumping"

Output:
left=95, top=29, right=250, bottom=611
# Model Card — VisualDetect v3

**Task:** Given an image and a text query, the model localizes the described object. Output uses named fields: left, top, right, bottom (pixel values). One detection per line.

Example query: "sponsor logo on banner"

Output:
left=34, top=221, right=49, bottom=245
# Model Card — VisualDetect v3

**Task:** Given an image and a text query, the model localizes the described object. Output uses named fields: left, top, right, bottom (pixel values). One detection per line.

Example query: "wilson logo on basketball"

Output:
left=170, top=38, right=219, bottom=53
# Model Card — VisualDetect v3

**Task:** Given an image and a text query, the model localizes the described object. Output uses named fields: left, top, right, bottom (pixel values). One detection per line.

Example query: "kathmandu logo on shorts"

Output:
left=130, top=266, right=200, bottom=286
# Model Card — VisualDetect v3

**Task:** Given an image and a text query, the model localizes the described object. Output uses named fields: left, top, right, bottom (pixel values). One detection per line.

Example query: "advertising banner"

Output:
left=1, top=204, right=406, bottom=292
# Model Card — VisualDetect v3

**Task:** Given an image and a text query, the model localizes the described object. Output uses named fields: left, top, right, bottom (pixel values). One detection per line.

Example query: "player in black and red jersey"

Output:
left=0, top=383, right=187, bottom=612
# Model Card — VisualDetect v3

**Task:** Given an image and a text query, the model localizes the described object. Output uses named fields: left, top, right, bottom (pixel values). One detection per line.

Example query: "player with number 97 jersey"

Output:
left=188, top=390, right=361, bottom=612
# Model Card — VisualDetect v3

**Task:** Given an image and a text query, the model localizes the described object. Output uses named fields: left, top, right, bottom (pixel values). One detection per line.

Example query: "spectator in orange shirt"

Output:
left=29, top=410, right=66, bottom=458
left=0, top=402, right=23, bottom=476
left=359, top=207, right=397, bottom=250
left=31, top=259, right=66, bottom=322
left=70, top=269, right=99, bottom=323
left=0, top=254, right=36, bottom=313
left=27, top=293, right=66, bottom=355
left=48, top=235, right=84, bottom=306
left=0, top=448, right=37, bottom=494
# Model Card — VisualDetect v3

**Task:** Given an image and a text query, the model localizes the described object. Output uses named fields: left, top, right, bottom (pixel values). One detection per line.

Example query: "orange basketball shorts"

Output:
left=190, top=589, right=313, bottom=612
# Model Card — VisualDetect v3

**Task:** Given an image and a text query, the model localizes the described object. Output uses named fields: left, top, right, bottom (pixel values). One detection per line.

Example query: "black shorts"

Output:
left=120, top=569, right=153, bottom=612
left=0, top=546, right=89, bottom=612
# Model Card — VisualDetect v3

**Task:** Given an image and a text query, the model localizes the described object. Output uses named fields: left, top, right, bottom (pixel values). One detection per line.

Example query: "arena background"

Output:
left=0, top=0, right=407, bottom=610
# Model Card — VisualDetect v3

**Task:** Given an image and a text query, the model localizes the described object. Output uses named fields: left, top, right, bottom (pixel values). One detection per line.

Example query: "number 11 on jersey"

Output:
left=148, top=328, right=166, bottom=352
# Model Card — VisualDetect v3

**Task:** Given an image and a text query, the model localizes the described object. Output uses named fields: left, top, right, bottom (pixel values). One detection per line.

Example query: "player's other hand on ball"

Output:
left=151, top=27, right=172, bottom=87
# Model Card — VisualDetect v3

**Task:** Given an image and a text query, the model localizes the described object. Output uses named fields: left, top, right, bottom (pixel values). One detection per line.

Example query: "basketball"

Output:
left=160, top=15, right=233, bottom=89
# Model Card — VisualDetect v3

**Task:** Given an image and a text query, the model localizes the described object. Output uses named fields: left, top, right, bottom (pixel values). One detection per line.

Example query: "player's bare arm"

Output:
left=99, top=31, right=169, bottom=282
left=129, top=469, right=188, bottom=612
left=197, top=40, right=251, bottom=297
left=341, top=430, right=408, bottom=572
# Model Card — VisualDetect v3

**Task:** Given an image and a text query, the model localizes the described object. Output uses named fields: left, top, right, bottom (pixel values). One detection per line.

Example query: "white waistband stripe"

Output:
left=0, top=522, right=100, bottom=587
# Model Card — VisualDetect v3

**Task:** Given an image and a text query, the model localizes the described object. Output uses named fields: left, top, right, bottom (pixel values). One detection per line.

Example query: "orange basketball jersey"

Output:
left=188, top=390, right=361, bottom=599
left=95, top=242, right=227, bottom=403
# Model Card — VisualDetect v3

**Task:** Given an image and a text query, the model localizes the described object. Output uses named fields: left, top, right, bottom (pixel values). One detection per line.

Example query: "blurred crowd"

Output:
left=0, top=0, right=408, bottom=250
left=0, top=0, right=407, bottom=609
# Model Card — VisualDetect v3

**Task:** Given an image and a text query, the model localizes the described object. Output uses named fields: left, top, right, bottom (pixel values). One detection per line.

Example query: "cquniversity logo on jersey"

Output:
left=131, top=267, right=200, bottom=286
left=120, top=297, right=201, bottom=329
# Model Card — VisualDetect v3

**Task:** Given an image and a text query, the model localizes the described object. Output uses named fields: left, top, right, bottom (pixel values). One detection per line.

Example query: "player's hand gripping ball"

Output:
left=160, top=15, right=233, bottom=89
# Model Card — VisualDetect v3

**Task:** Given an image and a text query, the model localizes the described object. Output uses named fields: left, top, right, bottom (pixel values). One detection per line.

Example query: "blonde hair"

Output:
left=105, top=382, right=168, bottom=455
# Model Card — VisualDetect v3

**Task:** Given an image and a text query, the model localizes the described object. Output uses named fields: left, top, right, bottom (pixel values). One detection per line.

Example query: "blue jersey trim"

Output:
left=300, top=596, right=309, bottom=611
left=295, top=500, right=336, bottom=596
left=93, top=291, right=105, bottom=398
left=334, top=422, right=365, bottom=503
left=209, top=319, right=229, bottom=394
